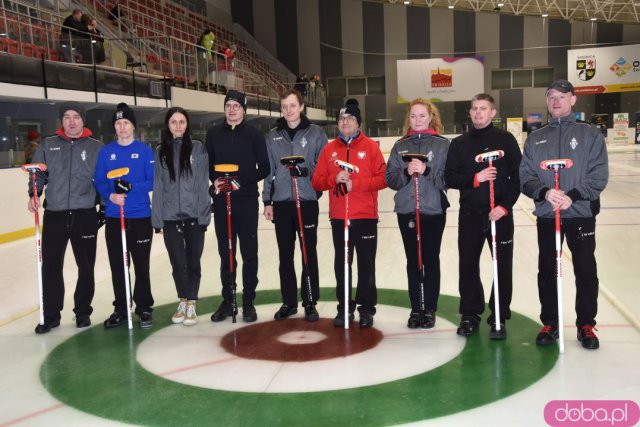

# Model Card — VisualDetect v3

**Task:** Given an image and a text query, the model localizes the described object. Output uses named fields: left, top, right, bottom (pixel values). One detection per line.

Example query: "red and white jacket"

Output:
left=312, top=132, right=387, bottom=220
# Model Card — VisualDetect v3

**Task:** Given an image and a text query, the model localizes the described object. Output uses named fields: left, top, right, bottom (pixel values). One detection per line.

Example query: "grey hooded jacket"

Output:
left=386, top=132, right=450, bottom=215
left=520, top=113, right=608, bottom=219
left=29, top=131, right=101, bottom=211
left=151, top=139, right=211, bottom=228
left=262, top=116, right=328, bottom=204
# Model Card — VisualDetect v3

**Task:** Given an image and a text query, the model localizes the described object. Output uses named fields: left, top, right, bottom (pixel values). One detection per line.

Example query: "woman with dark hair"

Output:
left=152, top=107, right=210, bottom=326
left=385, top=98, right=450, bottom=329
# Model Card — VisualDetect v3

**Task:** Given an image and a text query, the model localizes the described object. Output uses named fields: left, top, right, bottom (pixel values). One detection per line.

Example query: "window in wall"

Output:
left=512, top=69, right=533, bottom=88
left=327, top=76, right=385, bottom=96
left=534, top=67, right=555, bottom=88
left=327, top=78, right=347, bottom=97
left=492, top=70, right=511, bottom=90
left=348, top=77, right=367, bottom=95
left=368, top=76, right=385, bottom=95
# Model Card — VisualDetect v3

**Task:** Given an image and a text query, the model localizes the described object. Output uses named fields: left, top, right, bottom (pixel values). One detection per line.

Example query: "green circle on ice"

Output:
left=41, top=289, right=557, bottom=426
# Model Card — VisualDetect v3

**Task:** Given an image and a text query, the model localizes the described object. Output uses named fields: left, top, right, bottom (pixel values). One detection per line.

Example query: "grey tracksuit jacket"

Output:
left=520, top=113, right=608, bottom=219
left=151, top=139, right=211, bottom=228
left=262, top=116, right=328, bottom=204
left=386, top=132, right=450, bottom=215
left=29, top=130, right=101, bottom=211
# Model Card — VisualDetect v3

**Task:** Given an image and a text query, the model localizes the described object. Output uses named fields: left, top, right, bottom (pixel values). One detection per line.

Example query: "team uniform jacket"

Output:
left=151, top=139, right=211, bottom=228
left=205, top=120, right=270, bottom=199
left=94, top=139, right=154, bottom=219
left=29, top=128, right=101, bottom=211
left=386, top=132, right=450, bottom=215
left=262, top=115, right=328, bottom=204
left=520, top=114, right=608, bottom=219
left=445, top=123, right=522, bottom=214
left=312, top=132, right=387, bottom=220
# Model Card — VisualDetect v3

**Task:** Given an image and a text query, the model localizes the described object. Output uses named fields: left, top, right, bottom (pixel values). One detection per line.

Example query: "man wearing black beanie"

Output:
left=206, top=91, right=270, bottom=323
left=313, top=98, right=387, bottom=328
left=28, top=101, right=102, bottom=334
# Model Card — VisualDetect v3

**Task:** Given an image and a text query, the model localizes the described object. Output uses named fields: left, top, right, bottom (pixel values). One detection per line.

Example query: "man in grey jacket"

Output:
left=262, top=89, right=328, bottom=321
left=520, top=79, right=608, bottom=350
left=28, top=102, right=102, bottom=334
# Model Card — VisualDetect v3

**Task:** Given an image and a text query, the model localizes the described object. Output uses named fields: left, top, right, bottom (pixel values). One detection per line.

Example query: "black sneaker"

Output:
left=421, top=310, right=436, bottom=329
left=577, top=325, right=599, bottom=350
left=76, top=315, right=91, bottom=329
left=274, top=304, right=298, bottom=320
left=34, top=319, right=60, bottom=334
left=304, top=305, right=319, bottom=322
left=456, top=319, right=479, bottom=336
left=103, top=312, right=127, bottom=329
left=139, top=312, right=153, bottom=329
left=211, top=300, right=234, bottom=322
left=359, top=312, right=374, bottom=328
left=489, top=323, right=507, bottom=340
left=535, top=324, right=559, bottom=346
left=407, top=312, right=421, bottom=329
left=242, top=303, right=257, bottom=322
left=333, top=311, right=354, bottom=327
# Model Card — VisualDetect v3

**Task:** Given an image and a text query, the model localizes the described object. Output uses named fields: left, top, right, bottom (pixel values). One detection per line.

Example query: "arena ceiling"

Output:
left=372, top=0, right=640, bottom=24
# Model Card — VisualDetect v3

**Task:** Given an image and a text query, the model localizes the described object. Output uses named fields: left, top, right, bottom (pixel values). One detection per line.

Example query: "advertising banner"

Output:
left=612, top=113, right=630, bottom=145
left=397, top=57, right=485, bottom=103
left=527, top=114, right=543, bottom=132
left=507, top=117, right=523, bottom=145
left=567, top=44, right=640, bottom=94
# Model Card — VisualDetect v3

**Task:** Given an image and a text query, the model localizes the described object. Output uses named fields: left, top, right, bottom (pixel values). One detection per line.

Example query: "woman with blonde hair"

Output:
left=386, top=98, right=450, bottom=329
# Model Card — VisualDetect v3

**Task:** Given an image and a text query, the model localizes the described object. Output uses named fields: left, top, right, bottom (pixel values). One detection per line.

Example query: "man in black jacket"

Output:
left=445, top=93, right=522, bottom=340
left=205, top=91, right=270, bottom=323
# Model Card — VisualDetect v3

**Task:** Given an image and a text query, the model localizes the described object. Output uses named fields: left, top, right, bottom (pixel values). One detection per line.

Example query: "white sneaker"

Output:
left=183, top=300, right=197, bottom=326
left=172, top=299, right=187, bottom=324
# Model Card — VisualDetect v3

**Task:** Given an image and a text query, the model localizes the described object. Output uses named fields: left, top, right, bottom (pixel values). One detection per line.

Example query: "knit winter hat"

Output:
left=224, top=90, right=247, bottom=112
left=59, top=101, right=86, bottom=124
left=338, top=98, right=361, bottom=126
left=112, top=102, right=137, bottom=127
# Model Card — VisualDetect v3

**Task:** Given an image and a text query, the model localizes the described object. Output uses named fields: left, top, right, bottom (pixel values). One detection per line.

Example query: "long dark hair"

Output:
left=160, top=107, right=193, bottom=181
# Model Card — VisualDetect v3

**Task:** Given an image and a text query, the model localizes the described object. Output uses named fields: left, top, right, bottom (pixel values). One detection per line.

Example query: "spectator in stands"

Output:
left=196, top=29, right=215, bottom=88
left=294, top=73, right=309, bottom=98
left=109, top=0, right=122, bottom=24
left=60, top=9, right=87, bottom=62
left=88, top=18, right=105, bottom=64
left=22, top=130, right=40, bottom=164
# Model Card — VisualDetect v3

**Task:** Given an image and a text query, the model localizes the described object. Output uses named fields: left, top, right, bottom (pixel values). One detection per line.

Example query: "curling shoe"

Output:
left=535, top=324, right=559, bottom=346
left=172, top=299, right=187, bottom=324
left=489, top=323, right=507, bottom=340
left=577, top=325, right=599, bottom=350
left=304, top=305, right=319, bottom=322
left=456, top=318, right=479, bottom=336
left=242, top=303, right=257, bottom=322
left=34, top=319, right=60, bottom=334
left=274, top=304, right=297, bottom=320
left=183, top=301, right=197, bottom=326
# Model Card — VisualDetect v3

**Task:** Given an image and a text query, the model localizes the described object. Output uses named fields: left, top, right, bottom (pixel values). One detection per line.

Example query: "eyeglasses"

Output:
left=224, top=103, right=243, bottom=111
left=338, top=116, right=357, bottom=124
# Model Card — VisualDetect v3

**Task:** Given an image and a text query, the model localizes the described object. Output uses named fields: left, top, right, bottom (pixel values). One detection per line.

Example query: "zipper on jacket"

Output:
left=68, top=140, right=73, bottom=210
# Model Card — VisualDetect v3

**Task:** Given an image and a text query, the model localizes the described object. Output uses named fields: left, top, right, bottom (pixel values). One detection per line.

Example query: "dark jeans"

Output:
left=330, top=218, right=378, bottom=315
left=163, top=219, right=206, bottom=301
left=41, top=209, right=98, bottom=322
left=397, top=213, right=446, bottom=312
left=536, top=216, right=599, bottom=327
left=213, top=196, right=259, bottom=304
left=457, top=210, right=514, bottom=324
left=105, top=217, right=154, bottom=315
left=273, top=201, right=320, bottom=307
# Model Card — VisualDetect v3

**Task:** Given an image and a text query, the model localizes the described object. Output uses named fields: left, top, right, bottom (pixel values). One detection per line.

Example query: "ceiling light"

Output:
left=497, top=1, right=505, bottom=7
left=541, top=10, right=549, bottom=17
left=404, top=0, right=410, bottom=4
left=590, top=16, right=597, bottom=21
left=448, top=2, right=454, bottom=8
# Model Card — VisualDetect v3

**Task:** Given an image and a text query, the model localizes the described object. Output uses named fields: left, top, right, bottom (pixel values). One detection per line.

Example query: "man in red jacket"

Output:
left=312, top=99, right=387, bottom=328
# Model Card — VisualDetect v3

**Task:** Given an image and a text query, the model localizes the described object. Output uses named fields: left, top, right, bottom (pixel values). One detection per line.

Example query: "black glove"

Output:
left=97, top=206, right=106, bottom=229
left=115, top=178, right=132, bottom=194
left=200, top=225, right=208, bottom=232
left=333, top=182, right=348, bottom=197
left=214, top=176, right=240, bottom=194
left=288, top=165, right=308, bottom=177
left=154, top=228, right=162, bottom=234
